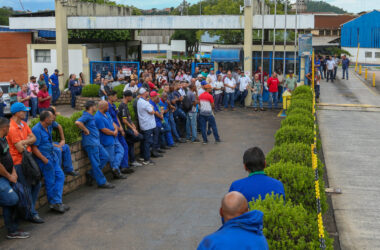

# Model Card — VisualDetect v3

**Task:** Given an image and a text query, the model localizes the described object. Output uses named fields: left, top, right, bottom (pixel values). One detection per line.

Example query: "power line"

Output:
left=18, top=0, right=25, bottom=11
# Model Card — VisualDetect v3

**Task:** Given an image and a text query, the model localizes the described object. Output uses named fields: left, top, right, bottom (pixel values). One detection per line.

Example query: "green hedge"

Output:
left=265, top=161, right=328, bottom=214
left=30, top=115, right=81, bottom=144
left=275, top=125, right=314, bottom=146
left=249, top=195, right=333, bottom=250
left=81, top=84, right=100, bottom=97
left=287, top=99, right=313, bottom=113
left=291, top=93, right=313, bottom=102
left=286, top=108, right=314, bottom=121
left=281, top=113, right=314, bottom=129
left=70, top=110, right=84, bottom=123
left=113, top=84, right=125, bottom=99
left=292, top=85, right=312, bottom=96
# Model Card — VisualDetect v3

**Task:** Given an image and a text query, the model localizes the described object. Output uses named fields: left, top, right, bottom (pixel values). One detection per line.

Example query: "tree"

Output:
left=68, top=29, right=131, bottom=43
left=306, top=1, right=346, bottom=14
left=0, top=7, right=15, bottom=26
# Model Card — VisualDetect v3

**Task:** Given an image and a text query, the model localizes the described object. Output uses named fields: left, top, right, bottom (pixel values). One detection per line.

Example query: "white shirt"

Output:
left=213, top=81, right=224, bottom=95
left=198, top=88, right=205, bottom=96
left=178, top=88, right=186, bottom=96
left=195, top=80, right=202, bottom=91
left=239, top=76, right=251, bottom=92
left=207, top=74, right=217, bottom=85
left=123, top=84, right=138, bottom=93
left=326, top=60, right=335, bottom=70
left=137, top=98, right=156, bottom=131
left=334, top=58, right=339, bottom=67
left=224, top=77, right=236, bottom=93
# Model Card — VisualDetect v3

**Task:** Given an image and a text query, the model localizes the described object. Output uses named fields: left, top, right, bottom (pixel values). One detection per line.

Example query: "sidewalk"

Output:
left=317, top=70, right=380, bottom=249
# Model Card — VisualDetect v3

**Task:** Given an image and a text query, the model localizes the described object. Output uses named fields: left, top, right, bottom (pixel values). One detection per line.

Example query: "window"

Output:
left=365, top=52, right=372, bottom=58
left=375, top=52, right=380, bottom=58
left=35, top=49, right=51, bottom=63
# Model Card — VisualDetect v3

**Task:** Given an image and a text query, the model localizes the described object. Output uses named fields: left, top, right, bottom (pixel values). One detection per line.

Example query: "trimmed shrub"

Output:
left=281, top=113, right=314, bottom=129
left=29, top=115, right=81, bottom=144
left=70, top=110, right=84, bottom=123
left=287, top=99, right=313, bottom=113
left=293, top=85, right=312, bottom=96
left=113, top=84, right=125, bottom=99
left=81, top=84, right=100, bottom=97
left=287, top=108, right=314, bottom=121
left=275, top=125, right=313, bottom=146
left=291, top=93, right=313, bottom=102
left=249, top=195, right=333, bottom=250
left=128, top=100, right=136, bottom=122
left=265, top=161, right=328, bottom=214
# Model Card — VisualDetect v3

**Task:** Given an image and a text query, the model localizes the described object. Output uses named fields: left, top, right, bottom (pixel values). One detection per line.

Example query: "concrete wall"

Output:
left=0, top=32, right=32, bottom=84
left=342, top=47, right=380, bottom=65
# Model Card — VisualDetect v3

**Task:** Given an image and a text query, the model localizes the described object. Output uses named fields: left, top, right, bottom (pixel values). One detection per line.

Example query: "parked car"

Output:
left=0, top=82, right=11, bottom=115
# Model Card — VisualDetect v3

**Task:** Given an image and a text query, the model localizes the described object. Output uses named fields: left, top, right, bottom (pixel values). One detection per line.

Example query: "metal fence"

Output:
left=90, top=61, right=140, bottom=83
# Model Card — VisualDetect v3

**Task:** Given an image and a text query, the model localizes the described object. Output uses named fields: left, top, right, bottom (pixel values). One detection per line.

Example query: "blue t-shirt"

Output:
left=94, top=111, right=115, bottom=147
left=229, top=173, right=285, bottom=202
left=149, top=99, right=162, bottom=128
left=108, top=102, right=120, bottom=127
left=342, top=58, right=350, bottom=69
left=159, top=99, right=169, bottom=119
left=32, top=122, right=54, bottom=158
left=49, top=74, right=59, bottom=89
left=77, top=111, right=100, bottom=146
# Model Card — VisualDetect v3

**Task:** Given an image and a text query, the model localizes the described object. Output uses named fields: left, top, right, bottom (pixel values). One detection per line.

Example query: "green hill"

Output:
left=306, top=0, right=347, bottom=14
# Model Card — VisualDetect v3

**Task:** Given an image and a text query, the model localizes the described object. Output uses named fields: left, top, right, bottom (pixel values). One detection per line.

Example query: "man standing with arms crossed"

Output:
left=223, top=71, right=236, bottom=111
left=75, top=101, right=114, bottom=189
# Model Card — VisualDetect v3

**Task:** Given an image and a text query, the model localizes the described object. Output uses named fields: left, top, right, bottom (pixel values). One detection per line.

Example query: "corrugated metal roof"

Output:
left=312, top=36, right=339, bottom=46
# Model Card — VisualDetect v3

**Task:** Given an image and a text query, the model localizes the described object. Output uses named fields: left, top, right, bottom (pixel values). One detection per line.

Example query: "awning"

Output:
left=211, top=49, right=241, bottom=62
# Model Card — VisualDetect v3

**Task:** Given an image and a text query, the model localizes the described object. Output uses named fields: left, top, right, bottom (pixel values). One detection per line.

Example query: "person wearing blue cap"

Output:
left=31, top=110, right=68, bottom=214
left=198, top=80, right=207, bottom=96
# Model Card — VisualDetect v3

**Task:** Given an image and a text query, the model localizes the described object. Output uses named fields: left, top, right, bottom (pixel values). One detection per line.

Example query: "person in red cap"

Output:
left=198, top=84, right=221, bottom=145
left=149, top=91, right=165, bottom=157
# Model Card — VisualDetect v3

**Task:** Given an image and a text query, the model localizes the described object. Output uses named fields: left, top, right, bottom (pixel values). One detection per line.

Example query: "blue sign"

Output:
left=299, top=34, right=312, bottom=56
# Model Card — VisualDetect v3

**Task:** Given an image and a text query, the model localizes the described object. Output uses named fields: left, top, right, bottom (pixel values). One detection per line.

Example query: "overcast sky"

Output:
left=1, top=0, right=377, bottom=14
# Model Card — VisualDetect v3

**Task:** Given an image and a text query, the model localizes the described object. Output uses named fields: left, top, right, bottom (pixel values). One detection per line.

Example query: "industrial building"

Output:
left=341, top=10, right=380, bottom=64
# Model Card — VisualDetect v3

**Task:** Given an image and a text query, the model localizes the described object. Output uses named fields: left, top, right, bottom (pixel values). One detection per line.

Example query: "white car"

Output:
left=0, top=82, right=12, bottom=115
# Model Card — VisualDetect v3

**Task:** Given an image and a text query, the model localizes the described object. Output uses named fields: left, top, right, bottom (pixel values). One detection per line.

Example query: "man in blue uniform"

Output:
left=45, top=107, right=79, bottom=176
left=107, top=91, right=134, bottom=174
left=95, top=100, right=126, bottom=179
left=49, top=69, right=63, bottom=106
left=229, top=147, right=285, bottom=202
left=31, top=111, right=68, bottom=213
left=75, top=101, right=114, bottom=189
left=198, top=191, right=269, bottom=250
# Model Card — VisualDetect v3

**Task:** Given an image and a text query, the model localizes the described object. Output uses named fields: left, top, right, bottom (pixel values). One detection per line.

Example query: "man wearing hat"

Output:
left=284, top=71, right=297, bottom=92
left=7, top=102, right=44, bottom=223
left=149, top=91, right=165, bottom=157
left=28, top=76, right=39, bottom=118
left=137, top=88, right=156, bottom=165
left=49, top=69, right=64, bottom=106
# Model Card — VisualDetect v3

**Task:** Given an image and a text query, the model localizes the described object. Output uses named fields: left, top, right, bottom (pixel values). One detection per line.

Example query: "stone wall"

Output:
left=56, top=91, right=71, bottom=105
left=75, top=96, right=100, bottom=110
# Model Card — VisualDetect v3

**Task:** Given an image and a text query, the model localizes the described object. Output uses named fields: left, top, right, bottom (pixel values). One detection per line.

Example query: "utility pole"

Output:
left=294, top=0, right=298, bottom=75
left=261, top=0, right=265, bottom=81
left=272, top=0, right=277, bottom=72
left=283, top=0, right=287, bottom=75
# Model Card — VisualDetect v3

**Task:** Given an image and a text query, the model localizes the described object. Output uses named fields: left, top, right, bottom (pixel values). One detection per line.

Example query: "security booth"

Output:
left=90, top=61, right=140, bottom=86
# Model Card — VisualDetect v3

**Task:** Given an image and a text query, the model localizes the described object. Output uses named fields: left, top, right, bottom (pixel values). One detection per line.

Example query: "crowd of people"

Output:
left=0, top=55, right=347, bottom=242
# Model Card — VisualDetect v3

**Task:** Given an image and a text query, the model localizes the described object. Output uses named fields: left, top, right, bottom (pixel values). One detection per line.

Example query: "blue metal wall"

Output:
left=341, top=10, right=380, bottom=48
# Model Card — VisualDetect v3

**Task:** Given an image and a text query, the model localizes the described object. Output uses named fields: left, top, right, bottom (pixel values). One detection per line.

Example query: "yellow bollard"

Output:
left=282, top=91, right=292, bottom=110
left=365, top=68, right=368, bottom=80
left=373, top=73, right=376, bottom=87
left=359, top=65, right=362, bottom=75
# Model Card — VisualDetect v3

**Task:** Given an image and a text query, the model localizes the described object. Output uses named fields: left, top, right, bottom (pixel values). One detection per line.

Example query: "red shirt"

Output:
left=267, top=77, right=279, bottom=93
left=199, top=92, right=214, bottom=115
left=37, top=90, right=50, bottom=108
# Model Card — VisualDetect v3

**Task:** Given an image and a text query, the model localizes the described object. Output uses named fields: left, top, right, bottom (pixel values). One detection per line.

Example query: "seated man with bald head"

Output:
left=198, top=191, right=269, bottom=250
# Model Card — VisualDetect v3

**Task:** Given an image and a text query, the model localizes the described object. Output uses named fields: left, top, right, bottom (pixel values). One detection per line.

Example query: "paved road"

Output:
left=318, top=71, right=380, bottom=250
left=0, top=109, right=281, bottom=250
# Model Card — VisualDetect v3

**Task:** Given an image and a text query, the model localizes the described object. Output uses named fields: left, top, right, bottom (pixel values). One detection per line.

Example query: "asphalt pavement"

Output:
left=0, top=108, right=281, bottom=250
left=318, top=70, right=380, bottom=250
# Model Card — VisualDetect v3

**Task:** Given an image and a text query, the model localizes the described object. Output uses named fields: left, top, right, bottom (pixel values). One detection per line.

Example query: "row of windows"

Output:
left=35, top=49, right=51, bottom=63
left=365, top=51, right=380, bottom=58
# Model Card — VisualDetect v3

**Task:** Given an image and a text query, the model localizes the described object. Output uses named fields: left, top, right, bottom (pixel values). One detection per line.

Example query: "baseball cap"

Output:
left=150, top=91, right=159, bottom=97
left=11, top=102, right=31, bottom=114
left=201, top=80, right=207, bottom=86
left=139, top=88, right=147, bottom=95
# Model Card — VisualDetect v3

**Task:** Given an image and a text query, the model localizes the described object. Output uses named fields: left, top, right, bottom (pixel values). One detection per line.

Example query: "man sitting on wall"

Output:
left=75, top=101, right=114, bottom=189
left=32, top=111, right=68, bottom=214
left=45, top=107, right=79, bottom=177
left=229, top=147, right=285, bottom=202
left=197, top=191, right=269, bottom=250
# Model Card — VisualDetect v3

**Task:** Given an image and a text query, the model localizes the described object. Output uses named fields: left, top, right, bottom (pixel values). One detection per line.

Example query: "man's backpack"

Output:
left=21, top=149, right=41, bottom=186
left=182, top=95, right=193, bottom=113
